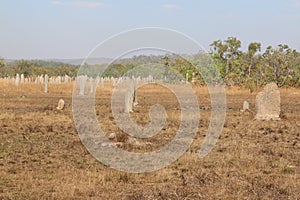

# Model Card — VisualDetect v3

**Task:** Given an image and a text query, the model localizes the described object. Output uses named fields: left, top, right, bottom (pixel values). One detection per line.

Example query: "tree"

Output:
left=16, top=60, right=31, bottom=77
left=0, top=58, right=6, bottom=77
left=210, top=37, right=242, bottom=85
left=262, top=44, right=297, bottom=86
left=247, top=42, right=261, bottom=77
left=162, top=55, right=170, bottom=78
left=237, top=42, right=262, bottom=90
left=0, top=57, right=5, bottom=68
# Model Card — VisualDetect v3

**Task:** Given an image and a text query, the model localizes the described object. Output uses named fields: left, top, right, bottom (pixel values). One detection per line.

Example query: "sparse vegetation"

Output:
left=0, top=80, right=299, bottom=199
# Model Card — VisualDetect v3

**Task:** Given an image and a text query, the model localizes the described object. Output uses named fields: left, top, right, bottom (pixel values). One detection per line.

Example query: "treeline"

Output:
left=0, top=59, right=79, bottom=77
left=209, top=37, right=300, bottom=89
left=1, top=37, right=300, bottom=89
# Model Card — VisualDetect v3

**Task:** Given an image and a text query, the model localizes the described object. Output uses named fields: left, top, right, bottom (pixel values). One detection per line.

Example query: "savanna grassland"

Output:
left=0, top=80, right=299, bottom=199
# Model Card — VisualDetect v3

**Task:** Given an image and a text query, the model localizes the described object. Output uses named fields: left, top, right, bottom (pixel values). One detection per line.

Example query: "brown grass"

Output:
left=0, top=80, right=299, bottom=199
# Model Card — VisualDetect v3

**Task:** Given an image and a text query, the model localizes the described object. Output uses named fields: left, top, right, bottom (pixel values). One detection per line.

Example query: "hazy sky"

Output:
left=1, top=0, right=300, bottom=59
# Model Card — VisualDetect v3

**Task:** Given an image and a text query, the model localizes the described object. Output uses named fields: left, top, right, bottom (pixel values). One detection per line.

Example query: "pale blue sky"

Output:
left=0, top=0, right=300, bottom=59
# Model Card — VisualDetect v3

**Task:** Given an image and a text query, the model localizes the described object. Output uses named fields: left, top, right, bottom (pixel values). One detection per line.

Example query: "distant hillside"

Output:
left=48, top=57, right=113, bottom=65
left=5, top=59, right=77, bottom=68
left=5, top=57, right=113, bottom=68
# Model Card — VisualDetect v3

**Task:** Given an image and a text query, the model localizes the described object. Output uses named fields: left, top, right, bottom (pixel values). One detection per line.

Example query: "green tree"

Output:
left=262, top=44, right=297, bottom=86
left=210, top=37, right=242, bottom=85
left=0, top=58, right=6, bottom=77
left=162, top=55, right=170, bottom=78
left=16, top=60, right=31, bottom=77
left=0, top=58, right=5, bottom=68
left=247, top=42, right=261, bottom=77
left=237, top=42, right=262, bottom=90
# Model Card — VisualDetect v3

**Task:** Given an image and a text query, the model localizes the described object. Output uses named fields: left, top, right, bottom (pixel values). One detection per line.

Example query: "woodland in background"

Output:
left=1, top=37, right=300, bottom=89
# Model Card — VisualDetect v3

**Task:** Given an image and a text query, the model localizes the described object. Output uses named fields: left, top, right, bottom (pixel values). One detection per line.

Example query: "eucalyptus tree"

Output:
left=210, top=37, right=242, bottom=84
left=247, top=42, right=261, bottom=77
left=262, top=44, right=298, bottom=86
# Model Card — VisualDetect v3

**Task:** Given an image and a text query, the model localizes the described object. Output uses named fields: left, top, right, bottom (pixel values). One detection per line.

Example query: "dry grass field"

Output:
left=0, top=80, right=299, bottom=199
